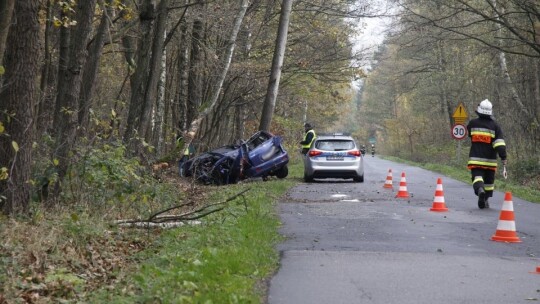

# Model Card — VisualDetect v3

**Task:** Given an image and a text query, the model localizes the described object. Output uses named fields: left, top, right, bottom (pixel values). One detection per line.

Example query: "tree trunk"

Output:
left=183, top=0, right=249, bottom=149
left=259, top=0, right=293, bottom=132
left=52, top=0, right=97, bottom=199
left=0, top=0, right=15, bottom=69
left=234, top=100, right=246, bottom=140
left=534, top=59, right=540, bottom=153
left=52, top=10, right=71, bottom=134
left=123, top=0, right=156, bottom=152
left=490, top=0, right=538, bottom=126
left=0, top=0, right=40, bottom=215
left=78, top=0, right=114, bottom=133
left=186, top=1, right=205, bottom=129
left=139, top=0, right=169, bottom=144
left=152, top=29, right=167, bottom=156
left=175, top=21, right=189, bottom=133
left=37, top=0, right=57, bottom=133
left=233, top=22, right=252, bottom=140
left=436, top=40, right=452, bottom=130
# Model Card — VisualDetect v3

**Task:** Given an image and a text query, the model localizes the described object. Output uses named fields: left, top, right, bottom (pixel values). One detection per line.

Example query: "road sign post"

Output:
left=451, top=124, right=467, bottom=140
left=452, top=103, right=469, bottom=163
left=452, top=103, right=468, bottom=125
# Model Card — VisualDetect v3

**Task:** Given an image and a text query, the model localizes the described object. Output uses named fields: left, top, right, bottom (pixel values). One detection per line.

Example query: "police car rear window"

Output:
left=315, top=140, right=355, bottom=151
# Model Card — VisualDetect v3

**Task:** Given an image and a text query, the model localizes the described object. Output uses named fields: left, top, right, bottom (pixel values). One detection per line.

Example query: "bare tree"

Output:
left=185, top=0, right=205, bottom=131
left=0, top=0, right=40, bottom=215
left=397, top=0, right=540, bottom=57
left=152, top=29, right=168, bottom=156
left=259, top=0, right=293, bottom=132
left=52, top=0, right=98, bottom=198
left=183, top=0, right=249, bottom=148
left=37, top=0, right=58, bottom=132
left=78, top=0, right=114, bottom=132
left=139, top=0, right=170, bottom=146
left=123, top=0, right=156, bottom=153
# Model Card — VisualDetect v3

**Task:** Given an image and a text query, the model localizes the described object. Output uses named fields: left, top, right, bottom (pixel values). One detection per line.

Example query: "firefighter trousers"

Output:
left=471, top=168, right=496, bottom=198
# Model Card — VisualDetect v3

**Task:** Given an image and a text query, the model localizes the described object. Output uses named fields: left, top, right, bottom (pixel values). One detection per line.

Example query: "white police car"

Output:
left=303, top=133, right=364, bottom=182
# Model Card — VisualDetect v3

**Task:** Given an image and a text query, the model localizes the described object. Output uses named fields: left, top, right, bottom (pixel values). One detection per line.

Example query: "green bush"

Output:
left=55, top=142, right=182, bottom=218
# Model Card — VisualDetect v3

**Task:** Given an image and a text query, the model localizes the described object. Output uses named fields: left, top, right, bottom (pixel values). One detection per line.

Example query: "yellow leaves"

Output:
left=0, top=65, right=4, bottom=75
left=0, top=167, right=8, bottom=180
left=53, top=17, right=62, bottom=27
left=52, top=16, right=77, bottom=28
left=53, top=159, right=60, bottom=166
left=58, top=0, right=76, bottom=14
left=0, top=121, right=4, bottom=133
left=60, top=106, right=75, bottom=116
left=11, top=141, right=19, bottom=152
left=121, top=8, right=134, bottom=21
left=52, top=0, right=77, bottom=28
left=110, top=0, right=133, bottom=21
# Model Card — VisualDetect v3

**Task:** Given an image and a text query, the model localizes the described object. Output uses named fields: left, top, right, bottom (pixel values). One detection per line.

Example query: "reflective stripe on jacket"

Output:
left=466, top=116, right=506, bottom=170
left=301, top=130, right=316, bottom=149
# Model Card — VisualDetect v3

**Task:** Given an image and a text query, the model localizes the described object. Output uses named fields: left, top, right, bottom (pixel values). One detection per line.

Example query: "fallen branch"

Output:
left=117, top=220, right=202, bottom=229
left=114, top=188, right=251, bottom=227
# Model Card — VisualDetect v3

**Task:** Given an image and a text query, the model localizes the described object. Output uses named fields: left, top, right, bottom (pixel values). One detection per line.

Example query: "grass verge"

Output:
left=86, top=163, right=303, bottom=303
left=383, top=155, right=540, bottom=204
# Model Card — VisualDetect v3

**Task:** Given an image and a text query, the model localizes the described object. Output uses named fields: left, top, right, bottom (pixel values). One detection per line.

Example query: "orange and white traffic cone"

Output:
left=395, top=172, right=410, bottom=198
left=430, top=178, right=448, bottom=212
left=491, top=192, right=521, bottom=243
left=383, top=169, right=393, bottom=189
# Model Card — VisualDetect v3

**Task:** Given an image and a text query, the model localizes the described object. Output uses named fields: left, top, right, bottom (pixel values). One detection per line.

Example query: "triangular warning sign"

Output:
left=452, top=103, right=468, bottom=119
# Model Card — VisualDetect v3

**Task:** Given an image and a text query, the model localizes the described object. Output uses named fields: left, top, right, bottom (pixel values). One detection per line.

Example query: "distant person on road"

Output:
left=466, top=99, right=507, bottom=209
left=300, top=123, right=316, bottom=155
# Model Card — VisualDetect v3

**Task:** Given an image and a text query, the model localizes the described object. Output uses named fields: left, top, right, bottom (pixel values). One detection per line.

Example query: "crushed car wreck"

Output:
left=182, top=131, right=289, bottom=185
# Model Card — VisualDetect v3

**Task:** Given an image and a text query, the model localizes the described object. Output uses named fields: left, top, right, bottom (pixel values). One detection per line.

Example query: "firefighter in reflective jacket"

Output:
left=300, top=123, right=316, bottom=155
left=466, top=99, right=507, bottom=209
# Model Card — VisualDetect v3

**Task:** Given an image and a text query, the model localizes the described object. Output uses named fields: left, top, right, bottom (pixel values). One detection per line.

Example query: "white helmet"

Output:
left=477, top=99, right=493, bottom=115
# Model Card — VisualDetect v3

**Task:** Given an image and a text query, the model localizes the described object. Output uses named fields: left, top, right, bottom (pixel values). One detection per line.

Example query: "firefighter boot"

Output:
left=477, top=188, right=487, bottom=209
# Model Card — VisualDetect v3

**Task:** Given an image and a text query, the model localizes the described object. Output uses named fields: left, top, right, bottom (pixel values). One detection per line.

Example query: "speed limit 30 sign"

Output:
left=451, top=124, right=467, bottom=140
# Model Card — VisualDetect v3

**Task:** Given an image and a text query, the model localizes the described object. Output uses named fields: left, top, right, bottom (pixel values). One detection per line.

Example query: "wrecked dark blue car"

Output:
left=183, top=131, right=289, bottom=185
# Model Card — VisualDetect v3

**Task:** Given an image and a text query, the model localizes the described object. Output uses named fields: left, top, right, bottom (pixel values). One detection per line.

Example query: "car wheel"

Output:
left=275, top=165, right=288, bottom=178
left=304, top=171, right=314, bottom=182
left=353, top=174, right=364, bottom=183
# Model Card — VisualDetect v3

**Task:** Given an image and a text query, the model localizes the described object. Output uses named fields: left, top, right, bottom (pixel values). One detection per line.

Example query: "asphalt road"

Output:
left=267, top=156, right=540, bottom=304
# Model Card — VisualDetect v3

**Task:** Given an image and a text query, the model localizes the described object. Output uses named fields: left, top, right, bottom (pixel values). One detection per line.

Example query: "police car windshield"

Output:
left=315, top=140, right=354, bottom=151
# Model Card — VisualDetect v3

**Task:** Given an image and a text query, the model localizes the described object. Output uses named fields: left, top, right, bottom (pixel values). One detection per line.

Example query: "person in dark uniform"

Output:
left=466, top=99, right=507, bottom=209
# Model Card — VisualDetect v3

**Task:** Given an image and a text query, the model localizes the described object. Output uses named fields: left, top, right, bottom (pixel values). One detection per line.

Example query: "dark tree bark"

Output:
left=186, top=0, right=205, bottom=129
left=0, top=0, right=40, bottom=215
left=123, top=0, right=156, bottom=153
left=259, top=0, right=293, bottom=132
left=52, top=0, right=98, bottom=199
left=52, top=10, right=71, bottom=134
left=175, top=20, right=190, bottom=133
left=182, top=0, right=249, bottom=149
left=78, top=0, right=114, bottom=133
left=0, top=0, right=15, bottom=68
left=139, top=0, right=170, bottom=143
left=37, top=0, right=57, bottom=132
